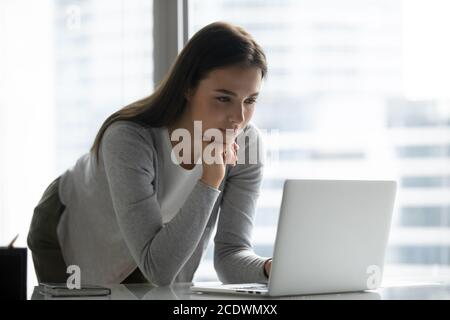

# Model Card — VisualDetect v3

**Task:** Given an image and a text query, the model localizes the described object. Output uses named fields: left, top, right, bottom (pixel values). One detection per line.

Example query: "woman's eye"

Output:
left=216, top=96, right=230, bottom=103
left=216, top=97, right=257, bottom=104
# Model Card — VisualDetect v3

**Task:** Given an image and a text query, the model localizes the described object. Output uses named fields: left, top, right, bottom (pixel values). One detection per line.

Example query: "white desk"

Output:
left=31, top=282, right=450, bottom=300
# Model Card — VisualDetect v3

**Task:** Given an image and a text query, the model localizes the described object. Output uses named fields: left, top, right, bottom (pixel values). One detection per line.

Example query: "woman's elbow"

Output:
left=142, top=269, right=175, bottom=287
left=141, top=261, right=176, bottom=287
left=214, top=254, right=236, bottom=284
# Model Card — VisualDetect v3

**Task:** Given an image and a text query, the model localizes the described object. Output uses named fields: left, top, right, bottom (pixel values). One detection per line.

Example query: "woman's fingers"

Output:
left=232, top=142, right=238, bottom=166
left=225, top=142, right=238, bottom=166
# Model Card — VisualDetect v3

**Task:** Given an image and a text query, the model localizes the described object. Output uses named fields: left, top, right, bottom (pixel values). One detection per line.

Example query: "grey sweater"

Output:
left=56, top=120, right=269, bottom=286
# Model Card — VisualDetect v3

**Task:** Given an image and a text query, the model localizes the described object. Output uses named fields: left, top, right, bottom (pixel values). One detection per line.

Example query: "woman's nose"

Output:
left=229, top=103, right=245, bottom=124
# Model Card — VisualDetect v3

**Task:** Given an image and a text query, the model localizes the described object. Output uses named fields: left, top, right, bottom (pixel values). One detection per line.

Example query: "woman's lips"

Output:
left=209, top=128, right=238, bottom=144
left=220, top=128, right=238, bottom=135
left=203, top=128, right=241, bottom=144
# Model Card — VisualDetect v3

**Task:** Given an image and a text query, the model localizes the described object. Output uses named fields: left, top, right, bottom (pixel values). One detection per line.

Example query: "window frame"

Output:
left=153, top=0, right=189, bottom=87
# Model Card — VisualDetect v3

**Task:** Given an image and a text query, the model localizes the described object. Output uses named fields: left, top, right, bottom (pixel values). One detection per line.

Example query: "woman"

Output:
left=27, top=21, right=272, bottom=286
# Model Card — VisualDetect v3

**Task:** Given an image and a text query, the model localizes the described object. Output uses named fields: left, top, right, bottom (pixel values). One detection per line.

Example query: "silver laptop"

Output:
left=191, top=179, right=397, bottom=297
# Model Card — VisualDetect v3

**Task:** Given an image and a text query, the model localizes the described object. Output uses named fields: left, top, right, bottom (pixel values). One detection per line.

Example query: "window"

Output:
left=53, top=0, right=153, bottom=172
left=189, top=0, right=450, bottom=283
left=0, top=0, right=153, bottom=293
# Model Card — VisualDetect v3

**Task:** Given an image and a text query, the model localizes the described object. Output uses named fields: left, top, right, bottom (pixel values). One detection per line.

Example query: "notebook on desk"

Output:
left=191, top=179, right=397, bottom=297
left=39, top=283, right=111, bottom=297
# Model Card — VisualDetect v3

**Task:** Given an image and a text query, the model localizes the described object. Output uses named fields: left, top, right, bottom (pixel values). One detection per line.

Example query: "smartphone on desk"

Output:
left=39, top=283, right=111, bottom=298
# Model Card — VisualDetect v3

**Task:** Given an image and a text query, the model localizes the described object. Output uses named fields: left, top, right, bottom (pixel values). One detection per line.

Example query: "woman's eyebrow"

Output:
left=213, top=89, right=259, bottom=97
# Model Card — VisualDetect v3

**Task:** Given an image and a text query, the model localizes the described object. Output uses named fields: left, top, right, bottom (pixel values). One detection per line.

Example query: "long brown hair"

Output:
left=90, top=21, right=268, bottom=163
